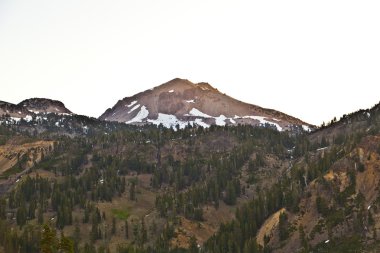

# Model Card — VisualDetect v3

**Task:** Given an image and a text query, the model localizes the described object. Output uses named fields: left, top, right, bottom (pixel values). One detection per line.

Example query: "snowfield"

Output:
left=126, top=106, right=149, bottom=124
left=148, top=114, right=190, bottom=129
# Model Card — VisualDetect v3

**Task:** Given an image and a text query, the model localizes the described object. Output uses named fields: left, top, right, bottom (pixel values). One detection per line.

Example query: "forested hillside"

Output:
left=0, top=102, right=379, bottom=253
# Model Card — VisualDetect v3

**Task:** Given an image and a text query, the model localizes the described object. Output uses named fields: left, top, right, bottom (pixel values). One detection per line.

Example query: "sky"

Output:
left=1, top=0, right=380, bottom=126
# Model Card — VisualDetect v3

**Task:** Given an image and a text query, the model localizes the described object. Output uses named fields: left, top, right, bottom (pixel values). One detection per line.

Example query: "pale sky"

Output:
left=1, top=0, right=380, bottom=125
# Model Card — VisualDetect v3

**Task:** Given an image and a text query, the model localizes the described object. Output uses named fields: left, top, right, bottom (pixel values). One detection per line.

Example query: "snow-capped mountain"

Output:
left=100, top=78, right=312, bottom=131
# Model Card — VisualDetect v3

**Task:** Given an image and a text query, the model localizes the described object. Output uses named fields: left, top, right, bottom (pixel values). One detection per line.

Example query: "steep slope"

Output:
left=265, top=135, right=380, bottom=253
left=202, top=101, right=380, bottom=253
left=100, top=78, right=312, bottom=131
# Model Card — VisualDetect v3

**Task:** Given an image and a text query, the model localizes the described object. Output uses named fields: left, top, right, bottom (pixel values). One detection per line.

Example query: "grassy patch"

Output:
left=112, top=209, right=130, bottom=220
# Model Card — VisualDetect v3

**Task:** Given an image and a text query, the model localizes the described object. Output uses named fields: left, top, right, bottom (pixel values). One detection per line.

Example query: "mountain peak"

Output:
left=19, top=98, right=72, bottom=114
left=100, top=78, right=312, bottom=131
left=195, top=82, right=218, bottom=92
left=0, top=98, right=72, bottom=118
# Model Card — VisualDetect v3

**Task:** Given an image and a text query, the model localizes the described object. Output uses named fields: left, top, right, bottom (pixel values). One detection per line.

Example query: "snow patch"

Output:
left=24, top=115, right=33, bottom=122
left=302, top=125, right=311, bottom=132
left=10, top=117, right=21, bottom=123
left=168, top=89, right=174, bottom=93
left=126, top=100, right=138, bottom=108
left=215, top=115, right=227, bottom=126
left=185, top=100, right=195, bottom=103
left=126, top=106, right=149, bottom=124
left=128, top=104, right=141, bottom=114
left=317, top=147, right=328, bottom=151
left=189, top=108, right=212, bottom=118
left=194, top=118, right=210, bottom=128
left=240, top=115, right=283, bottom=131
left=188, top=109, right=228, bottom=126
left=229, top=118, right=236, bottom=124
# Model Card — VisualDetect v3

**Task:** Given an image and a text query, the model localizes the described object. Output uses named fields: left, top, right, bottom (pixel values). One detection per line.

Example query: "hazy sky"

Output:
left=1, top=0, right=380, bottom=125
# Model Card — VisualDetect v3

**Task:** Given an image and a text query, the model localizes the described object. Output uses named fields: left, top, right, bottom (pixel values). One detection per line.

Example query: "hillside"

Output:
left=0, top=97, right=379, bottom=253
left=205, top=101, right=380, bottom=253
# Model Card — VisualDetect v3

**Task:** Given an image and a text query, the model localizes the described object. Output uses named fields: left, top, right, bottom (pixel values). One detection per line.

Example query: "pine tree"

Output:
left=0, top=198, right=6, bottom=219
left=112, top=217, right=116, bottom=235
left=140, top=218, right=147, bottom=245
left=279, top=212, right=289, bottom=241
left=16, top=202, right=27, bottom=228
left=38, top=207, right=44, bottom=224
left=40, top=224, right=58, bottom=253
left=125, top=220, right=129, bottom=239
left=59, top=232, right=74, bottom=253
left=189, top=235, right=199, bottom=253
left=129, top=181, right=136, bottom=201
left=133, top=223, right=139, bottom=242
left=73, top=222, right=81, bottom=252
left=225, top=181, right=236, bottom=205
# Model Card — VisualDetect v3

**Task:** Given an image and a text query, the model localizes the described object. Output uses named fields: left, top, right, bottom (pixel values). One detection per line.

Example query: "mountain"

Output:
left=0, top=98, right=125, bottom=138
left=18, top=98, right=72, bottom=115
left=0, top=98, right=72, bottom=118
left=100, top=78, right=312, bottom=131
